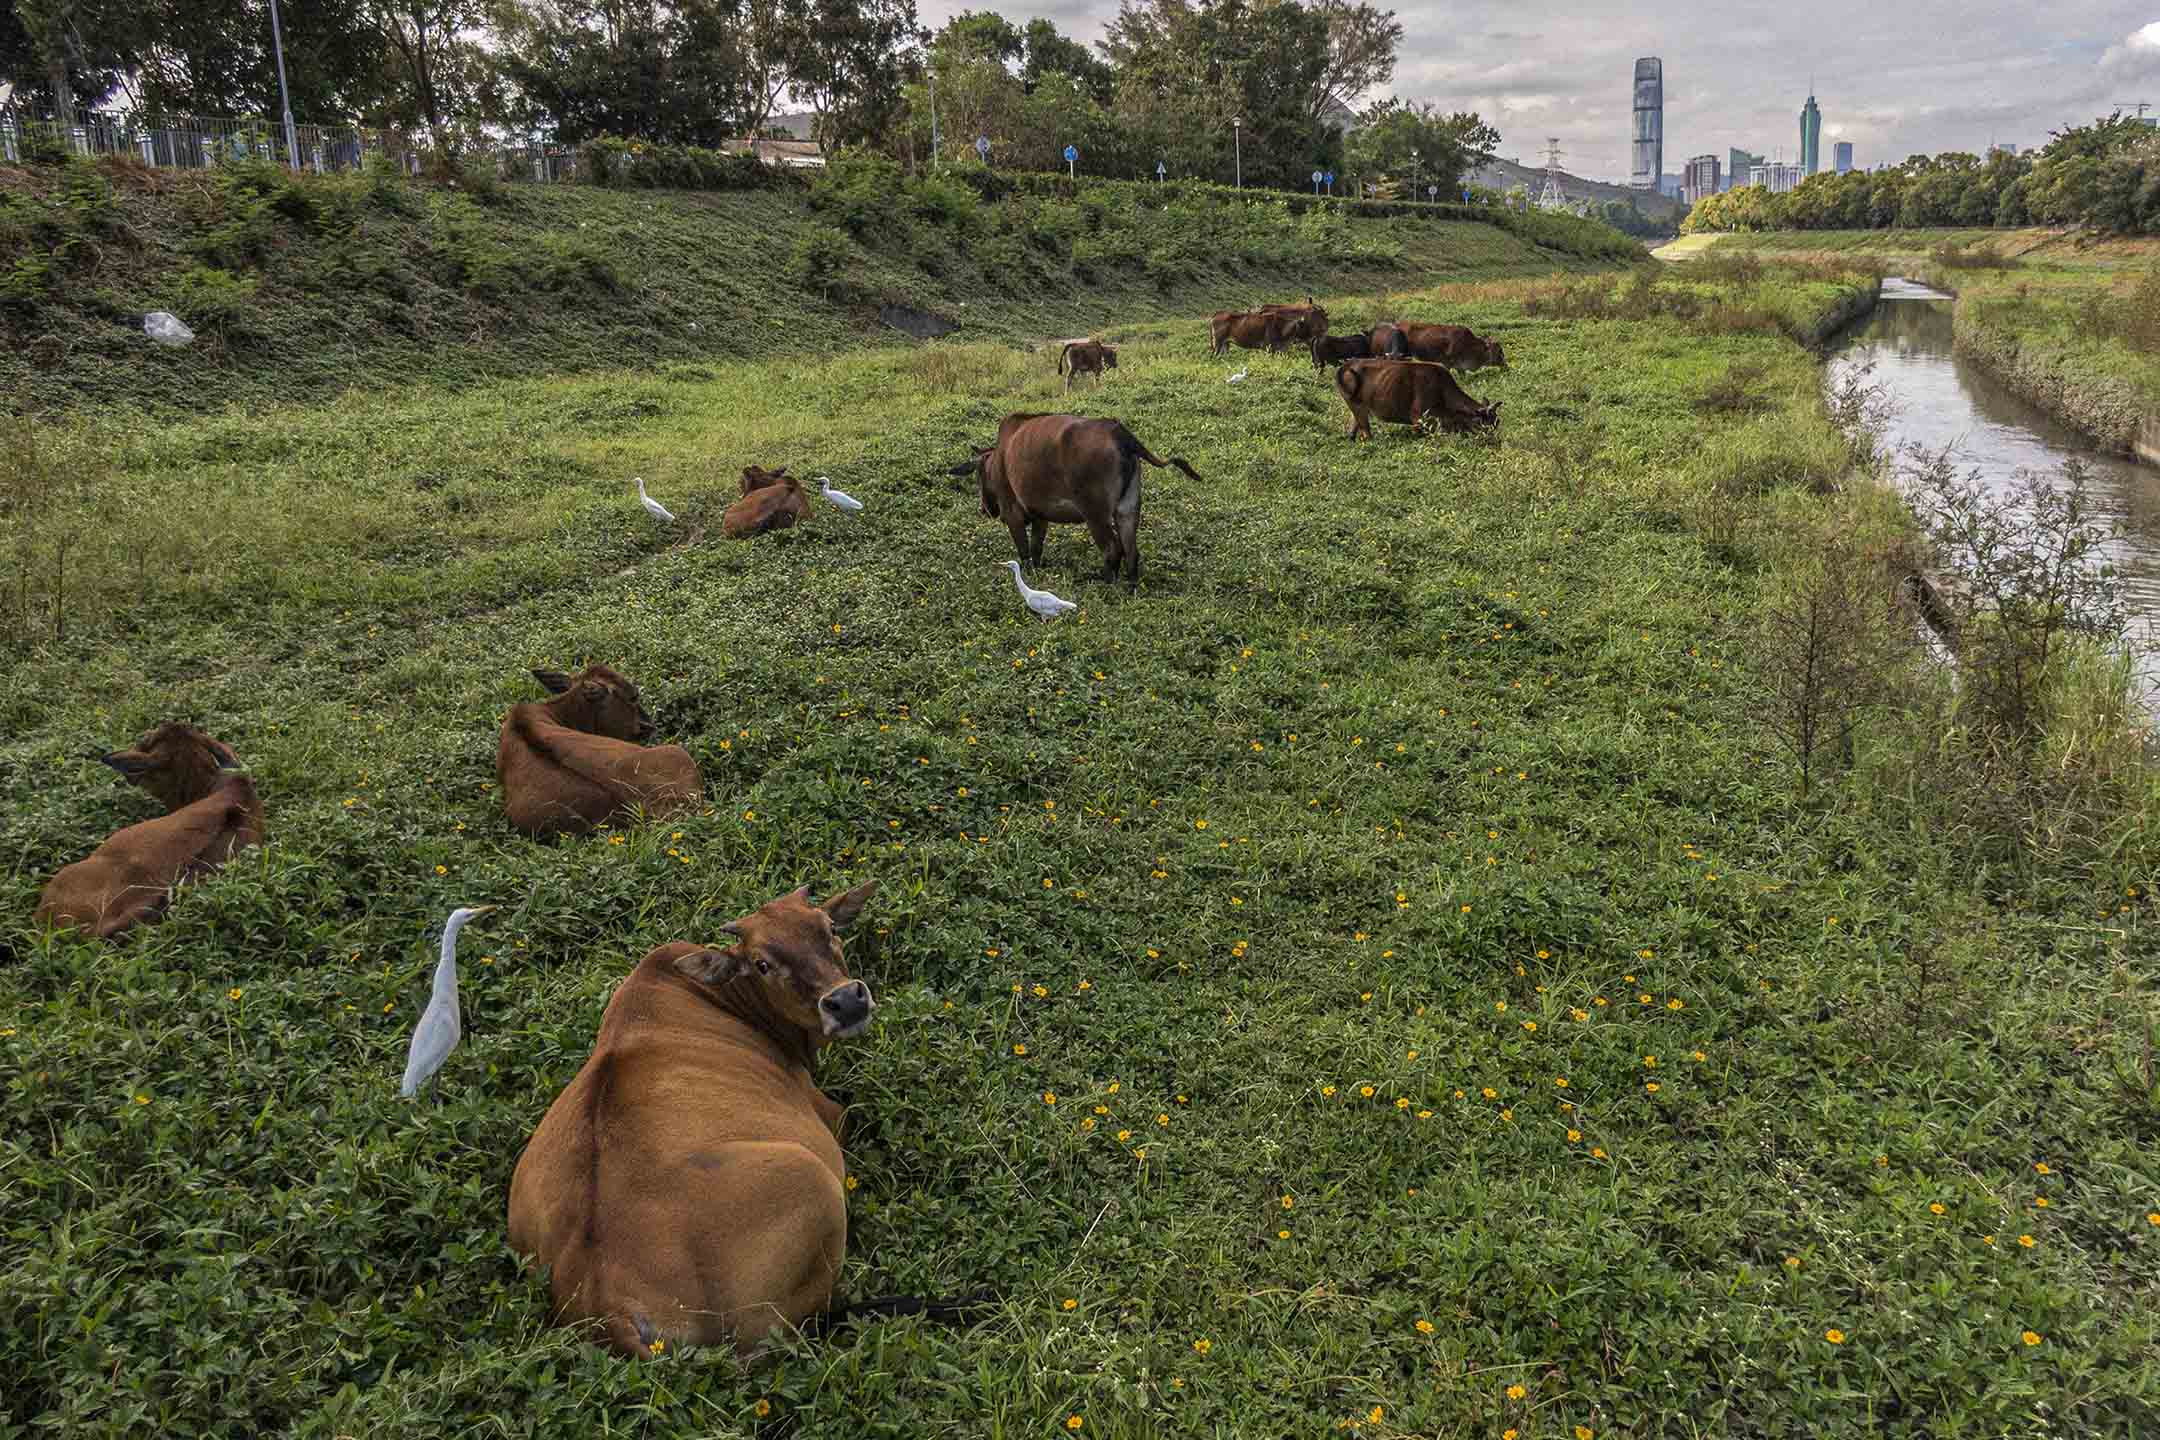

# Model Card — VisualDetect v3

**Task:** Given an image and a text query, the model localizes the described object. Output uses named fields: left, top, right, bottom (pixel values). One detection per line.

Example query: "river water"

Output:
left=1825, top=277, right=2160, bottom=705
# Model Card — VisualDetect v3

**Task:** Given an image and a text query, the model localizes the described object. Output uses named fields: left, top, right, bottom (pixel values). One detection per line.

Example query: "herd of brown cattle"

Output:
left=31, top=288, right=1511, bottom=1359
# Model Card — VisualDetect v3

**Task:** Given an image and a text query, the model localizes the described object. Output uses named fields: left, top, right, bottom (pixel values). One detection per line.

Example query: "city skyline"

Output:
left=909, top=0, right=2160, bottom=184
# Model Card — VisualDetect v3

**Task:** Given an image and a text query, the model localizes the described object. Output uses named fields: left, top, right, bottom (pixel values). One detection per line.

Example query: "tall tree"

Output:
left=10, top=0, right=147, bottom=122
left=792, top=0, right=920, bottom=150
left=1306, top=0, right=1397, bottom=121
left=132, top=0, right=389, bottom=118
left=491, top=0, right=746, bottom=145
left=1345, top=98, right=1497, bottom=196
left=1020, top=17, right=1112, bottom=103
left=368, top=0, right=483, bottom=132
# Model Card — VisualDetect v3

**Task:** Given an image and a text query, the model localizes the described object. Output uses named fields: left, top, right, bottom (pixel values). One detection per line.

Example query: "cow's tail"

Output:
left=804, top=1291, right=999, bottom=1339
left=1058, top=343, right=1074, bottom=375
left=1335, top=363, right=1363, bottom=405
left=1120, top=427, right=1203, bottom=485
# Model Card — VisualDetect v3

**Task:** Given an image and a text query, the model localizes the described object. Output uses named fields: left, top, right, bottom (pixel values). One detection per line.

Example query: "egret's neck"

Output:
left=433, top=927, right=466, bottom=999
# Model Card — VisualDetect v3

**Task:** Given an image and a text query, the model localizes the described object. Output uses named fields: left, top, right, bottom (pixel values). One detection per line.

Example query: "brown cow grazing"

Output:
left=1210, top=301, right=1330, bottom=355
left=1368, top=320, right=1407, bottom=357
left=507, top=881, right=885, bottom=1355
left=1335, top=358, right=1501, bottom=440
left=1387, top=323, right=1510, bottom=372
left=35, top=723, right=264, bottom=940
left=1058, top=339, right=1118, bottom=391
left=723, top=467, right=809, bottom=538
left=497, top=665, right=702, bottom=837
left=1311, top=333, right=1373, bottom=369
left=946, top=412, right=1202, bottom=589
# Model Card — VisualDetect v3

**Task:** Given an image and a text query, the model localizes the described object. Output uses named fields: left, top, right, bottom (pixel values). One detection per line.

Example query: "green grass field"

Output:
left=3, top=263, right=2157, bottom=1437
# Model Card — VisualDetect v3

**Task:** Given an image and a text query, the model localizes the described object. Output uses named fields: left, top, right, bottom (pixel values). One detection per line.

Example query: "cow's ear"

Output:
left=532, top=669, right=572, bottom=695
left=769, top=466, right=788, bottom=480
left=101, top=750, right=156, bottom=775
left=945, top=459, right=980, bottom=478
left=820, top=879, right=879, bottom=931
left=676, top=944, right=749, bottom=985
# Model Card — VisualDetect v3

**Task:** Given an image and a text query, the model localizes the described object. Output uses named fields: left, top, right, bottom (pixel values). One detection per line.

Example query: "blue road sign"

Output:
left=1064, top=145, right=1078, bottom=163
left=1325, top=171, right=1334, bottom=183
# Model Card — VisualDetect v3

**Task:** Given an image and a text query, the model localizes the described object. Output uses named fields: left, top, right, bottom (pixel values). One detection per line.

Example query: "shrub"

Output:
left=787, top=225, right=860, bottom=296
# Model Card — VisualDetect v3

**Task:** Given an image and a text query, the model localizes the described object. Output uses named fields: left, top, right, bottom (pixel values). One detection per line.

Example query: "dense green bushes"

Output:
left=1683, top=114, right=2160, bottom=236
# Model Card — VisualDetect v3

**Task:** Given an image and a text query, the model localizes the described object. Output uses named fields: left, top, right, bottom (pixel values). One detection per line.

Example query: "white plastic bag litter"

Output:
left=143, top=311, right=195, bottom=347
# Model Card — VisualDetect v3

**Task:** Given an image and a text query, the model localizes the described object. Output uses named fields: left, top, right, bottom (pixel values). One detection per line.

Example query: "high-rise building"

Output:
left=1728, top=148, right=1765, bottom=191
left=1800, top=92, right=1822, bottom=174
left=1684, top=153, right=1721, bottom=202
left=1631, top=58, right=1663, bottom=190
left=1750, top=162, right=1803, bottom=194
left=1833, top=141, right=1854, bottom=173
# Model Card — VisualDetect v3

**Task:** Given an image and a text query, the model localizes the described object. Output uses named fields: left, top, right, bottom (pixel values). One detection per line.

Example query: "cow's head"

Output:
left=97, top=722, right=242, bottom=812
left=1100, top=345, right=1119, bottom=369
left=1307, top=306, right=1330, bottom=341
left=742, top=465, right=789, bottom=496
left=531, top=664, right=655, bottom=741
left=675, top=880, right=880, bottom=1040
left=1477, top=400, right=1503, bottom=428
left=1484, top=340, right=1509, bottom=371
left=946, top=447, right=1003, bottom=518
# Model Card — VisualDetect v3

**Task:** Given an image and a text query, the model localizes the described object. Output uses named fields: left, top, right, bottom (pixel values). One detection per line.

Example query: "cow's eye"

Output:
left=756, top=958, right=771, bottom=976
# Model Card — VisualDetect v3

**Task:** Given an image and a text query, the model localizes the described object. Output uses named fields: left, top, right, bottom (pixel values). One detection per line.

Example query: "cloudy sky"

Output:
left=918, top=0, right=2160, bottom=182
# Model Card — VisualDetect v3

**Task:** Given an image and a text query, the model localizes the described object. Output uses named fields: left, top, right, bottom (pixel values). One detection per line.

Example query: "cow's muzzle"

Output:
left=819, top=980, right=874, bottom=1037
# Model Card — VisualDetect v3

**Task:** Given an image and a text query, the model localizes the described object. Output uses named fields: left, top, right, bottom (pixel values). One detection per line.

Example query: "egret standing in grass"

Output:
left=400, top=904, right=496, bottom=1101
left=817, top=477, right=864, bottom=512
left=1227, top=367, right=1249, bottom=384
left=635, top=477, right=676, bottom=523
left=1002, top=560, right=1077, bottom=620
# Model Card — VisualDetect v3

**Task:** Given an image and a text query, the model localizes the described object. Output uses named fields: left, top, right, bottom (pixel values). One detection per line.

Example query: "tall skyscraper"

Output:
left=1833, top=141, right=1854, bottom=173
left=1728, top=148, right=1764, bottom=191
left=1631, top=58, right=1663, bottom=190
left=1684, top=153, right=1721, bottom=202
left=1800, top=92, right=1822, bottom=174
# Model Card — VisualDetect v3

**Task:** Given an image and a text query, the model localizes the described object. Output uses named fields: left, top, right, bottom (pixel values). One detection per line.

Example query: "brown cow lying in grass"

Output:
left=35, top=722, right=263, bottom=939
left=1335, top=358, right=1501, bottom=440
left=497, top=665, right=702, bottom=836
left=1058, top=339, right=1117, bottom=391
left=507, top=881, right=887, bottom=1355
left=723, top=465, right=808, bottom=539
left=947, top=412, right=1203, bottom=589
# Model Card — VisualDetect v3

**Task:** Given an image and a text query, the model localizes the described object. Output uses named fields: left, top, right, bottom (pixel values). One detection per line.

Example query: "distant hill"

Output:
left=1470, top=155, right=1685, bottom=218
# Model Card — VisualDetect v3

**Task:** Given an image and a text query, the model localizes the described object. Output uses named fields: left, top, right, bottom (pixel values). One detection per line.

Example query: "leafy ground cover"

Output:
left=0, top=156, right=1626, bottom=418
left=2, top=268, right=2156, bottom=1438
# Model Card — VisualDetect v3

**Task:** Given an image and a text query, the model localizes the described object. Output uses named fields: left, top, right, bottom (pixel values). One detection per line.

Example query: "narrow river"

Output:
left=1825, top=277, right=2160, bottom=706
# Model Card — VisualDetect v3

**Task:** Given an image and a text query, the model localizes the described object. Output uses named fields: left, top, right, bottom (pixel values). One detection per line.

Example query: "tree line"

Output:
left=1682, top=115, right=2160, bottom=235
left=0, top=0, right=1504, bottom=196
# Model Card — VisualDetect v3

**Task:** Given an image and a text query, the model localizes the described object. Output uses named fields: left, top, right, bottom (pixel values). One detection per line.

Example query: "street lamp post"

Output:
left=1233, top=116, right=1243, bottom=188
left=268, top=0, right=300, bottom=171
left=929, top=68, right=940, bottom=166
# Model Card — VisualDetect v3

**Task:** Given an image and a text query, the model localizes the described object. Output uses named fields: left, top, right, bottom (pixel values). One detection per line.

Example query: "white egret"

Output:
left=817, top=477, right=864, bottom=512
left=635, top=477, right=676, bottom=523
left=1002, top=560, right=1077, bottom=620
left=1226, top=367, right=1249, bottom=384
left=400, top=904, right=496, bottom=1101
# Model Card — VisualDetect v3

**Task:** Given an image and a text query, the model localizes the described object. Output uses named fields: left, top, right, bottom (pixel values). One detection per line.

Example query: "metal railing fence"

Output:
left=0, top=102, right=583, bottom=182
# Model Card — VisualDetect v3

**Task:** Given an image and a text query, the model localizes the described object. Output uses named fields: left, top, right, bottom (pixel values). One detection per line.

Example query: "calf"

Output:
left=946, top=412, right=1202, bottom=590
left=1335, top=358, right=1501, bottom=440
left=724, top=466, right=808, bottom=538
left=496, top=664, right=702, bottom=837
left=1388, top=322, right=1509, bottom=372
left=1058, top=339, right=1118, bottom=392
left=35, top=723, right=263, bottom=940
left=1311, top=333, right=1372, bottom=369
left=507, top=881, right=882, bottom=1355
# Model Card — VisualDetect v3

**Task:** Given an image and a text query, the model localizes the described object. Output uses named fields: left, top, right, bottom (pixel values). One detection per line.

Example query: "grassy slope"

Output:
left=1673, top=229, right=2160, bottom=444
left=4, top=268, right=2157, bottom=1437
left=0, top=162, right=1620, bottom=417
